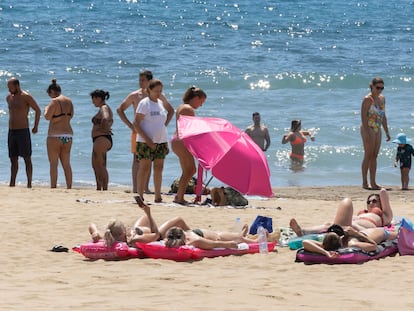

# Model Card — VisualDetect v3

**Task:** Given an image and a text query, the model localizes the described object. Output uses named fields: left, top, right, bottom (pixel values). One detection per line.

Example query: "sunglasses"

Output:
left=376, top=86, right=384, bottom=90
left=367, top=198, right=378, bottom=204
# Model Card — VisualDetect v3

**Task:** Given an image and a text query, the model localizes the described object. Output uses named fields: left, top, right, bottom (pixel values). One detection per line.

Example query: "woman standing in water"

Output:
left=90, top=89, right=113, bottom=191
left=282, top=119, right=314, bottom=170
left=360, top=77, right=391, bottom=190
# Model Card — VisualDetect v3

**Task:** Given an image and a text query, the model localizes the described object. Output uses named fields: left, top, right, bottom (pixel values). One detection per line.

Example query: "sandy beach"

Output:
left=1, top=184, right=414, bottom=311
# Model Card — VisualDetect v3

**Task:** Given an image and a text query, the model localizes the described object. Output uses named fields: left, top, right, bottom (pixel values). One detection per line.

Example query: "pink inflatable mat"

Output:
left=137, top=241, right=276, bottom=262
left=73, top=241, right=144, bottom=260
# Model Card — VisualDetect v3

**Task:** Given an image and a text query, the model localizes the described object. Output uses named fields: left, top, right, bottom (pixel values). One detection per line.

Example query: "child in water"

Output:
left=393, top=133, right=414, bottom=190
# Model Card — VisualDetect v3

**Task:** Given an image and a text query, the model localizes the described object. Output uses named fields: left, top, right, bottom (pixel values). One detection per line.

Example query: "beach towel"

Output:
left=295, top=240, right=398, bottom=264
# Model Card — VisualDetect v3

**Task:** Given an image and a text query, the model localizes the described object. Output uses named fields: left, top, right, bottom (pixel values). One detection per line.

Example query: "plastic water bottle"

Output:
left=234, top=217, right=242, bottom=232
left=257, top=226, right=268, bottom=254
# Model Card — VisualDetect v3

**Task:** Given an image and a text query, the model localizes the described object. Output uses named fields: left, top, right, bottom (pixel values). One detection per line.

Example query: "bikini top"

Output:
left=357, top=207, right=384, bottom=226
left=52, top=102, right=72, bottom=118
left=290, top=132, right=307, bottom=145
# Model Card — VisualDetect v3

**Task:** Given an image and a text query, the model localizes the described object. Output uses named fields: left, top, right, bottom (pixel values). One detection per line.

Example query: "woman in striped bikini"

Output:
left=44, top=79, right=74, bottom=189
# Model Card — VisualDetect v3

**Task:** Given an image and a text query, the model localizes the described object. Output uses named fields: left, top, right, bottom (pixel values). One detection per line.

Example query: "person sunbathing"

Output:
left=165, top=226, right=260, bottom=250
left=303, top=225, right=397, bottom=258
left=289, top=188, right=393, bottom=236
left=88, top=196, right=191, bottom=246
left=89, top=196, right=274, bottom=248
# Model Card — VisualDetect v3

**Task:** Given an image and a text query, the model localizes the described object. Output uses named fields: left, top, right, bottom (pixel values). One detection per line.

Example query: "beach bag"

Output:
left=210, top=187, right=226, bottom=206
left=398, top=218, right=414, bottom=256
left=223, top=187, right=248, bottom=206
left=249, top=215, right=273, bottom=234
left=211, top=187, right=248, bottom=206
left=169, top=177, right=197, bottom=194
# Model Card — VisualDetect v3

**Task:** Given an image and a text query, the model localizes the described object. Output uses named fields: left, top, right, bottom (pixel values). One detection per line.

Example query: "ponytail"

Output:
left=165, top=227, right=186, bottom=248
left=47, top=78, right=61, bottom=94
left=90, top=89, right=110, bottom=100
left=182, top=86, right=207, bottom=104
left=103, top=219, right=126, bottom=246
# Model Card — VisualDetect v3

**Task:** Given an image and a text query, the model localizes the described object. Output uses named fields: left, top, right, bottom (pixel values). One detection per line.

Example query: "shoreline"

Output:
left=4, top=183, right=414, bottom=201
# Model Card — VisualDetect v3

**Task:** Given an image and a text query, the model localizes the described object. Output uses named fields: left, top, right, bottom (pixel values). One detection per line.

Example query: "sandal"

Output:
left=370, top=185, right=382, bottom=190
left=173, top=198, right=190, bottom=206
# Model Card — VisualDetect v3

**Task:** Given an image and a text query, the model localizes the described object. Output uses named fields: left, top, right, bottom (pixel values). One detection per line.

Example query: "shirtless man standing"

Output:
left=245, top=112, right=271, bottom=152
left=6, top=77, right=41, bottom=188
left=117, top=70, right=174, bottom=193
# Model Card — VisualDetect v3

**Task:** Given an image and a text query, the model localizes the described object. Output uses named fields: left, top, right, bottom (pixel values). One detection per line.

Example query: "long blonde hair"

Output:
left=103, top=219, right=126, bottom=246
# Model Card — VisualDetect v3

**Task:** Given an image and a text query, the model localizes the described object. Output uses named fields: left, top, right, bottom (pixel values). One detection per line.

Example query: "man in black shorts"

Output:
left=7, top=77, right=41, bottom=188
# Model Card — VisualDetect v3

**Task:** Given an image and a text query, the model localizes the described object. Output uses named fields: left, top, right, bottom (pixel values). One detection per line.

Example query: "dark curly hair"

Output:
left=90, top=89, right=110, bottom=100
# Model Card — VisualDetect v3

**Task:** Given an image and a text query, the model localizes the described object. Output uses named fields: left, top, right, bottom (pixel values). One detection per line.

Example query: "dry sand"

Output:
left=1, top=185, right=413, bottom=311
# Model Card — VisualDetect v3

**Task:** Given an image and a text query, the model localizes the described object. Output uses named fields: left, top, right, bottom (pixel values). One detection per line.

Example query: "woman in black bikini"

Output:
left=164, top=225, right=282, bottom=250
left=88, top=196, right=250, bottom=247
left=90, top=89, right=113, bottom=191
left=44, top=79, right=74, bottom=189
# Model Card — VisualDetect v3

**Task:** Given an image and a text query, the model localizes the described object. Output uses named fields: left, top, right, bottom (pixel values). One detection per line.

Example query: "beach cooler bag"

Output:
left=397, top=218, right=414, bottom=256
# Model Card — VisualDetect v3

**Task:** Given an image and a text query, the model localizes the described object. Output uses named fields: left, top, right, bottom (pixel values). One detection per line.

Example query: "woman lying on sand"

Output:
left=89, top=196, right=278, bottom=248
left=164, top=226, right=278, bottom=250
left=290, top=188, right=393, bottom=235
left=303, top=225, right=397, bottom=258
left=88, top=196, right=196, bottom=246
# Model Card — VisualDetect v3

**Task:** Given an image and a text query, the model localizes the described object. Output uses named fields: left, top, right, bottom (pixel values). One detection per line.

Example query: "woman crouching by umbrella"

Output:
left=171, top=86, right=207, bottom=205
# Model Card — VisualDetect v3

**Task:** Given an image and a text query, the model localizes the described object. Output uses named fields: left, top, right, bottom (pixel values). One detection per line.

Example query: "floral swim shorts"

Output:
left=136, top=142, right=169, bottom=161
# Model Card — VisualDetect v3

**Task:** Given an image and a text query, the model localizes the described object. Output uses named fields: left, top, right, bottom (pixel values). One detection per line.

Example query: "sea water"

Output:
left=0, top=0, right=413, bottom=189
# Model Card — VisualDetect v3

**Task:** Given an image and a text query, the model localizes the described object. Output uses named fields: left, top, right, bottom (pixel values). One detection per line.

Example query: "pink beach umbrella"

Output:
left=177, top=115, right=273, bottom=198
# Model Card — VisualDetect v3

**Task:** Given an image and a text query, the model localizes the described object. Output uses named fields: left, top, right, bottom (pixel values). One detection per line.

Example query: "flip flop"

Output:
left=173, top=199, right=190, bottom=206
left=50, top=245, right=69, bottom=252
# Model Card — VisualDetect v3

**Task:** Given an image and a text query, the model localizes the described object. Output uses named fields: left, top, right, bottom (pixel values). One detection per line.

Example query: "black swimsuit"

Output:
left=93, top=134, right=113, bottom=150
left=52, top=102, right=72, bottom=118
left=192, top=229, right=204, bottom=237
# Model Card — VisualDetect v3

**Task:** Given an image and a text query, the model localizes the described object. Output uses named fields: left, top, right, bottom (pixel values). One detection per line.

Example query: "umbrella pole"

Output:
left=203, top=175, right=214, bottom=189
left=194, top=170, right=214, bottom=204
left=194, top=164, right=204, bottom=203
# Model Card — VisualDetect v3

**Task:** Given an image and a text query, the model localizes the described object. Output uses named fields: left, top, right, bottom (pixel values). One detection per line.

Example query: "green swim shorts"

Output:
left=136, top=142, right=169, bottom=161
